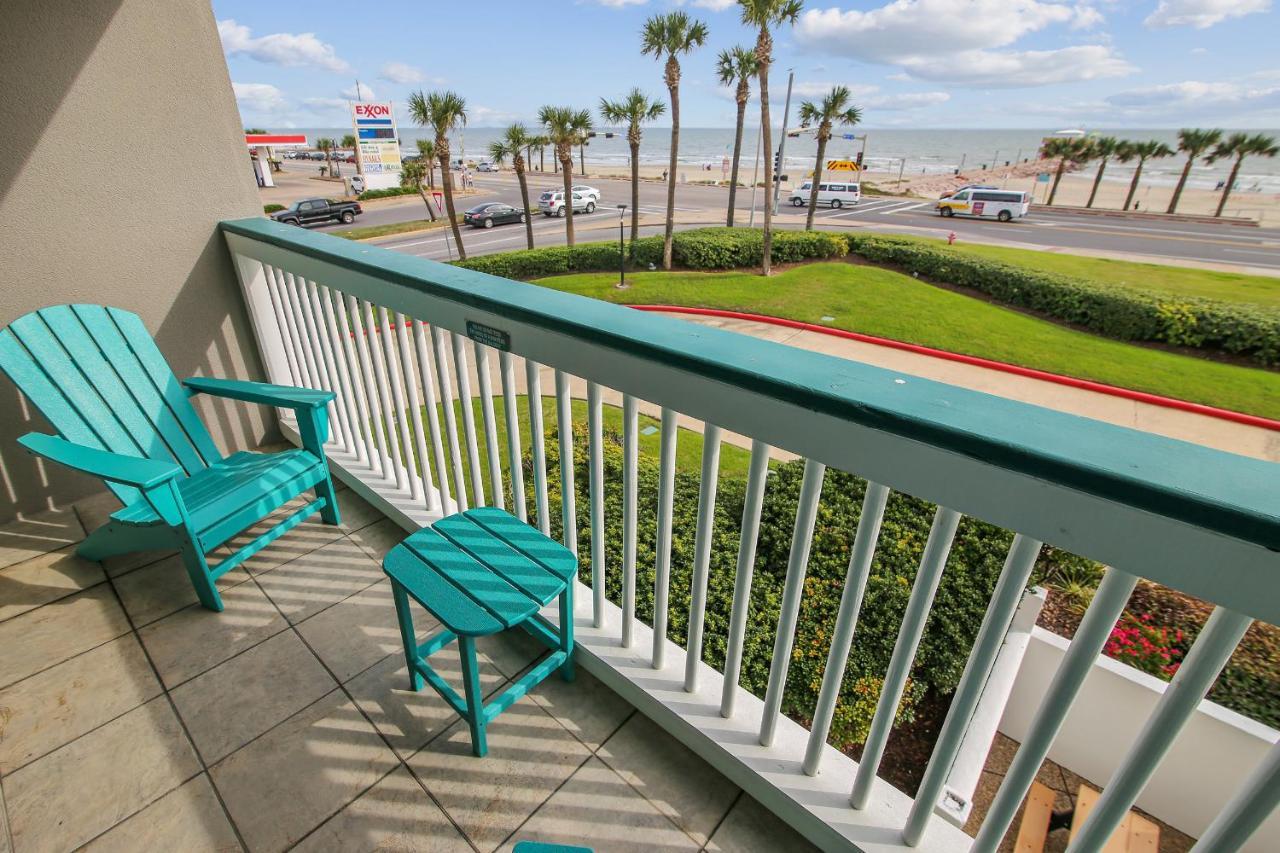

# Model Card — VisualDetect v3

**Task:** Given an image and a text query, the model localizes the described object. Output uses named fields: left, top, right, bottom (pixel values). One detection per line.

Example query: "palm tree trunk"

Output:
left=1047, top=159, right=1067, bottom=205
left=727, top=93, right=747, bottom=227
left=630, top=140, right=641, bottom=243
left=1216, top=156, right=1243, bottom=217
left=516, top=161, right=534, bottom=250
left=579, top=143, right=586, bottom=177
left=540, top=147, right=545, bottom=172
left=757, top=31, right=774, bottom=276
left=1168, top=156, right=1195, bottom=213
left=806, top=133, right=828, bottom=230
left=417, top=186, right=437, bottom=221
left=663, top=81, right=680, bottom=271
left=438, top=154, right=466, bottom=260
left=1086, top=158, right=1107, bottom=208
left=1124, top=160, right=1145, bottom=210
left=561, top=153, right=576, bottom=246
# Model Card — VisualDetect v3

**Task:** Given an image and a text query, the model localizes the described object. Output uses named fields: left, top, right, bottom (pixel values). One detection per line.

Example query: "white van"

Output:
left=936, top=189, right=1029, bottom=222
left=789, top=180, right=861, bottom=209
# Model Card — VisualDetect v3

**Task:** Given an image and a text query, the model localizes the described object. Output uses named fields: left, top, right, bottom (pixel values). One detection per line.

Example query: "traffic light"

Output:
left=773, top=151, right=781, bottom=172
left=856, top=151, right=864, bottom=167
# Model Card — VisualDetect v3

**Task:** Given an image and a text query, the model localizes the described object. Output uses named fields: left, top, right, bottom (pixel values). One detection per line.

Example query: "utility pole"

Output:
left=771, top=69, right=795, bottom=216
left=748, top=122, right=763, bottom=227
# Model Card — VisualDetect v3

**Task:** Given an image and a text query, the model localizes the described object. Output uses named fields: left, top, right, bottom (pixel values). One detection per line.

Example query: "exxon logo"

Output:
left=354, top=103, right=390, bottom=118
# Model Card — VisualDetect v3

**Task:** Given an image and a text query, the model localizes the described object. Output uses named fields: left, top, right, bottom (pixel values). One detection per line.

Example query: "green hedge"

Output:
left=452, top=227, right=846, bottom=279
left=358, top=186, right=419, bottom=201
left=844, top=234, right=1280, bottom=366
left=263, top=203, right=286, bottom=215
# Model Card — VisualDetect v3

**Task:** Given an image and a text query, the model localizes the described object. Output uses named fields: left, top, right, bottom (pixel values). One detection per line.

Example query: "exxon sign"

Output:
left=352, top=102, right=394, bottom=126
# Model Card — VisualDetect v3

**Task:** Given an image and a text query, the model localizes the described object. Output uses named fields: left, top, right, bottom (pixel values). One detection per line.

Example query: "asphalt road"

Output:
left=297, top=168, right=1280, bottom=270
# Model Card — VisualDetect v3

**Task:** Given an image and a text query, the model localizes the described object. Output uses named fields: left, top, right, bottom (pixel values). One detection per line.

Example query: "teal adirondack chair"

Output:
left=0, top=304, right=341, bottom=611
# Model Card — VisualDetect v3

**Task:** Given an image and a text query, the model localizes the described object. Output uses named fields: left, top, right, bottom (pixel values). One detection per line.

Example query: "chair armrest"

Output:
left=17, top=433, right=183, bottom=489
left=183, top=377, right=335, bottom=411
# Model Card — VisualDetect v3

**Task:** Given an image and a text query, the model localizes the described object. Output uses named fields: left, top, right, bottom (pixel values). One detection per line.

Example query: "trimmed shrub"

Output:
left=358, top=186, right=419, bottom=201
left=263, top=203, right=286, bottom=215
left=845, top=234, right=1280, bottom=365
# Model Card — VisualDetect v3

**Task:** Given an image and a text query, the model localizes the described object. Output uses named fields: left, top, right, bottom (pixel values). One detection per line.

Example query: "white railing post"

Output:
left=555, top=369, right=577, bottom=556
left=432, top=327, right=468, bottom=510
left=621, top=394, right=638, bottom=648
left=803, top=482, right=890, bottom=774
left=759, top=458, right=826, bottom=746
left=412, top=322, right=453, bottom=515
left=652, top=407, right=678, bottom=669
left=721, top=440, right=771, bottom=718
left=1192, top=739, right=1280, bottom=852
left=852, top=506, right=961, bottom=808
left=452, top=333, right=485, bottom=506
left=500, top=351, right=526, bottom=523
left=525, top=358, right=549, bottom=535
left=587, top=382, right=606, bottom=628
left=684, top=423, right=722, bottom=692
left=475, top=344, right=504, bottom=510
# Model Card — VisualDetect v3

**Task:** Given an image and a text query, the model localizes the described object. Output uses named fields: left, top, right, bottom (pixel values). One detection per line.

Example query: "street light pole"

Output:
left=616, top=204, right=627, bottom=288
left=772, top=69, right=795, bottom=216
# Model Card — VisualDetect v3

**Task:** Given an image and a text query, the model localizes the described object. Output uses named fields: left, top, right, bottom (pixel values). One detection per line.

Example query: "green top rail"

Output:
left=221, top=216, right=1280, bottom=553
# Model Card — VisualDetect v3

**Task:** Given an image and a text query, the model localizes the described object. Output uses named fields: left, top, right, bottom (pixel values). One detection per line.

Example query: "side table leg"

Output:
left=391, top=581, right=424, bottom=692
left=558, top=582, right=576, bottom=683
left=459, top=635, right=488, bottom=757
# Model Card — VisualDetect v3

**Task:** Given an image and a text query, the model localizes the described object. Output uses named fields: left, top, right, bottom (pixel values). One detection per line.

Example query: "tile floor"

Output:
left=0, top=483, right=818, bottom=853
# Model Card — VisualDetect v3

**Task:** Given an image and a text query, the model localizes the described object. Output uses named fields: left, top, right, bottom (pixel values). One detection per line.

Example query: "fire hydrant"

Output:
left=947, top=231, right=957, bottom=245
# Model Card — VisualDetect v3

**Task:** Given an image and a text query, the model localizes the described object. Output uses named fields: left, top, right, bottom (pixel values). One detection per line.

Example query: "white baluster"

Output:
left=451, top=333, right=485, bottom=506
left=361, top=300, right=403, bottom=489
left=526, top=358, right=550, bottom=536
left=499, top=351, right=526, bottom=523
left=412, top=322, right=453, bottom=515
left=474, top=343, right=504, bottom=510
left=554, top=370, right=577, bottom=556
left=652, top=407, right=678, bottom=669
left=621, top=394, right=639, bottom=648
left=431, top=326, right=468, bottom=511
left=394, top=312, right=435, bottom=509
left=721, top=440, right=771, bottom=718
left=348, top=295, right=391, bottom=477
left=588, top=382, right=606, bottom=628
left=684, top=423, right=721, bottom=692
left=303, top=281, right=353, bottom=453
left=377, top=307, right=416, bottom=497
left=317, top=286, right=366, bottom=463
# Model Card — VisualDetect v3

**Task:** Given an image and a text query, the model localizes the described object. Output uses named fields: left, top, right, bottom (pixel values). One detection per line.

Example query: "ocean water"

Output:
left=294, top=127, right=1280, bottom=193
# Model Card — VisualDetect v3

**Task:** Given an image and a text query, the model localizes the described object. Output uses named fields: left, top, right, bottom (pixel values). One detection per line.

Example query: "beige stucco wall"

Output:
left=0, top=0, right=271, bottom=521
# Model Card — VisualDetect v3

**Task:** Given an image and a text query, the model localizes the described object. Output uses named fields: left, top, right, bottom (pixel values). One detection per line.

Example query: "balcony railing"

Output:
left=221, top=216, right=1279, bottom=851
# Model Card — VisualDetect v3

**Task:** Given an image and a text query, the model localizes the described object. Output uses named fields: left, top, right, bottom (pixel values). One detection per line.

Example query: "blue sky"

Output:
left=216, top=0, right=1279, bottom=129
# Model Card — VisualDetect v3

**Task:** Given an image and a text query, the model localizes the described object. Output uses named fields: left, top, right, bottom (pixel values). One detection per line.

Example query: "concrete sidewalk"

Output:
left=658, top=312, right=1278, bottom=463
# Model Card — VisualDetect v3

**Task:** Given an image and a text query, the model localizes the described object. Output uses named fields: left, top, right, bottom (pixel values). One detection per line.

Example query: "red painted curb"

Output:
left=628, top=304, right=1280, bottom=433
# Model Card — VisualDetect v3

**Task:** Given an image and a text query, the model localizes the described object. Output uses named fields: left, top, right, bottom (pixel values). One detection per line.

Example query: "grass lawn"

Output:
left=401, top=395, right=753, bottom=509
left=873, top=235, right=1280, bottom=308
left=533, top=263, right=1280, bottom=420
left=332, top=214, right=459, bottom=241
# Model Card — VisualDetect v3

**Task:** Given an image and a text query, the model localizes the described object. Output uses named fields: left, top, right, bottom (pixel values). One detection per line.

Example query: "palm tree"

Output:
left=399, top=159, right=437, bottom=221
left=1116, top=140, right=1174, bottom=210
left=416, top=138, right=437, bottom=188
left=1042, top=136, right=1091, bottom=205
left=534, top=135, right=549, bottom=172
left=1168, top=128, right=1221, bottom=213
left=1084, top=136, right=1120, bottom=209
left=539, top=106, right=593, bottom=246
left=1208, top=132, right=1279, bottom=217
left=407, top=90, right=469, bottom=260
left=600, top=89, right=666, bottom=242
left=641, top=11, right=709, bottom=270
left=491, top=123, right=535, bottom=249
left=576, top=131, right=591, bottom=177
left=715, top=46, right=759, bottom=227
left=316, top=137, right=335, bottom=177
left=739, top=0, right=804, bottom=276
left=342, top=133, right=362, bottom=177
left=797, top=86, right=861, bottom=230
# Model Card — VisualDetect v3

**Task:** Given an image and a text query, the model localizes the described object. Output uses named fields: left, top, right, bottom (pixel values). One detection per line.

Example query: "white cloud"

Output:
left=302, top=97, right=348, bottom=112
left=1017, top=78, right=1280, bottom=123
left=1145, top=0, right=1270, bottom=29
left=380, top=62, right=426, bottom=84
left=1190, top=47, right=1208, bottom=54
left=794, top=0, right=1128, bottom=87
left=786, top=81, right=950, bottom=110
left=232, top=82, right=287, bottom=113
left=689, top=0, right=736, bottom=9
left=217, top=19, right=350, bottom=73
left=591, top=0, right=648, bottom=6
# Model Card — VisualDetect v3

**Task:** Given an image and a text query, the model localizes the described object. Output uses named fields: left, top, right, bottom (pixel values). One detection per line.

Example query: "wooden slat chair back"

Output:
left=0, top=304, right=342, bottom=611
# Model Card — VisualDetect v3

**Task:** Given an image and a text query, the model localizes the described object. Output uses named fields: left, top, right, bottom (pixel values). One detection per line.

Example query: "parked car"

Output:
left=270, top=198, right=363, bottom=226
left=571, top=184, right=601, bottom=201
left=463, top=202, right=525, bottom=228
left=789, top=180, right=861, bottom=209
left=538, top=190, right=595, bottom=217
left=477, top=162, right=499, bottom=172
